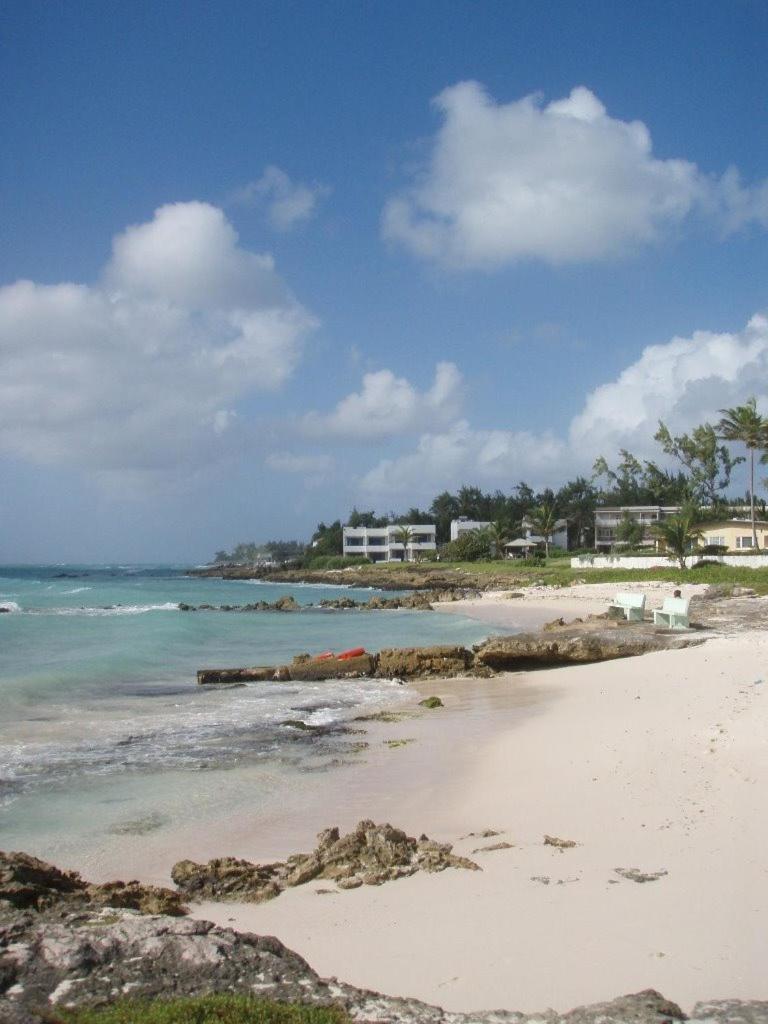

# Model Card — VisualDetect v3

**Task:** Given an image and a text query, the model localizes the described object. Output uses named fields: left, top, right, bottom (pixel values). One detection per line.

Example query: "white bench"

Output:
left=653, top=596, right=691, bottom=630
left=607, top=593, right=646, bottom=621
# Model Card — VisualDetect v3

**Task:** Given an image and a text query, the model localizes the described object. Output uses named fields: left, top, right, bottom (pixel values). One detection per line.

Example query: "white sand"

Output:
left=189, top=586, right=768, bottom=1014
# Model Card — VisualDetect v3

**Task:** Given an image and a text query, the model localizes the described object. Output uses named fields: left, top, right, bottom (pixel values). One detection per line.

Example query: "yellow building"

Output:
left=699, top=519, right=768, bottom=551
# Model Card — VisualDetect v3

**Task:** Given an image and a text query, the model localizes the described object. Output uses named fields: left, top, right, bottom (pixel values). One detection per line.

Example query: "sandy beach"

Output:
left=187, top=583, right=768, bottom=1015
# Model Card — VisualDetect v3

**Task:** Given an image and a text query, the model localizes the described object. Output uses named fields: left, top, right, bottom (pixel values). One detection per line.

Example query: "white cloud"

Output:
left=302, top=361, right=463, bottom=439
left=361, top=420, right=566, bottom=499
left=359, top=312, right=768, bottom=502
left=383, top=82, right=768, bottom=268
left=569, top=312, right=768, bottom=457
left=230, top=166, right=329, bottom=231
left=0, top=202, right=316, bottom=477
left=266, top=452, right=335, bottom=474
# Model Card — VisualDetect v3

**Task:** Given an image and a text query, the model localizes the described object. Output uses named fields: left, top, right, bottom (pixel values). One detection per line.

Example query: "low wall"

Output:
left=571, top=553, right=768, bottom=570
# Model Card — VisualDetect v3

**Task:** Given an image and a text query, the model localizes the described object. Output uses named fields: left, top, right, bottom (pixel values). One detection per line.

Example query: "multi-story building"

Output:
left=449, top=518, right=492, bottom=541
left=594, top=506, right=680, bottom=551
left=342, top=524, right=437, bottom=562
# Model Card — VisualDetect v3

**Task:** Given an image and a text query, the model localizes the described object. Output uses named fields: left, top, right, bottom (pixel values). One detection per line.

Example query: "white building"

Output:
left=342, top=524, right=437, bottom=562
left=449, top=518, right=492, bottom=541
left=594, top=506, right=680, bottom=551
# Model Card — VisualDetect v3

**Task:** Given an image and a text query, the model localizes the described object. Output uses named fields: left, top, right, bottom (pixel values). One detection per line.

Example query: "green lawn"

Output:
left=355, top=558, right=768, bottom=593
left=54, top=995, right=348, bottom=1024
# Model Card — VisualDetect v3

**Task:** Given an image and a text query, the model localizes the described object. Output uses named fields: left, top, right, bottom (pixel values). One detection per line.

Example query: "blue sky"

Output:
left=2, top=0, right=768, bottom=562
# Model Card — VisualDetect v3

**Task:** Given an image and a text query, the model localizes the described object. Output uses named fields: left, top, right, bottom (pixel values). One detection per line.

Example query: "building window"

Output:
left=705, top=536, right=725, bottom=547
left=737, top=536, right=754, bottom=548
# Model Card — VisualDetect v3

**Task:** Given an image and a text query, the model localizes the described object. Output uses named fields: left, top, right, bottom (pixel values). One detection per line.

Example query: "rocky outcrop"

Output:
left=0, top=851, right=185, bottom=917
left=172, top=820, right=479, bottom=904
left=179, top=595, right=300, bottom=612
left=474, top=625, right=704, bottom=671
left=376, top=645, right=474, bottom=678
left=191, top=564, right=519, bottom=594
left=2, top=906, right=767, bottom=1024
left=199, top=625, right=707, bottom=684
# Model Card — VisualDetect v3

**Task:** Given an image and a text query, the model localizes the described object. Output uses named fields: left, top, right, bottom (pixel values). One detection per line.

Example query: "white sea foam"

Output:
left=60, top=587, right=93, bottom=595
left=0, top=601, right=21, bottom=613
left=29, top=602, right=180, bottom=617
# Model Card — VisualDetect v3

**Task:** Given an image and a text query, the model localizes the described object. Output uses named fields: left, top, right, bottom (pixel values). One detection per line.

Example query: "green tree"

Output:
left=652, top=507, right=703, bottom=571
left=445, top=528, right=493, bottom=562
left=615, top=512, right=645, bottom=549
left=393, top=525, right=414, bottom=562
left=213, top=549, right=230, bottom=564
left=429, top=491, right=460, bottom=544
left=527, top=503, right=559, bottom=558
left=311, top=521, right=343, bottom=556
left=655, top=421, right=742, bottom=505
left=556, top=477, right=597, bottom=548
left=487, top=520, right=510, bottom=559
left=717, top=397, right=768, bottom=549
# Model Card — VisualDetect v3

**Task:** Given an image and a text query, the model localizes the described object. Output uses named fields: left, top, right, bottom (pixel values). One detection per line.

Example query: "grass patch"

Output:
left=54, top=995, right=349, bottom=1024
left=348, top=558, right=768, bottom=593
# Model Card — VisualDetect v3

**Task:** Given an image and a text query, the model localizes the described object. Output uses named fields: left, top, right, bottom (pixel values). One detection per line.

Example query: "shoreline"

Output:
left=6, top=580, right=766, bottom=1015
left=180, top=583, right=767, bottom=1015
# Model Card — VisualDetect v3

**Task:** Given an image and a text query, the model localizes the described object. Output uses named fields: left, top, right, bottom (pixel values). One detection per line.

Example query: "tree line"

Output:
left=215, top=400, right=768, bottom=564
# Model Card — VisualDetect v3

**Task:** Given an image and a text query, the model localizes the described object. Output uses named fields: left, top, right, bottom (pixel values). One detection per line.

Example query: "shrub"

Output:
left=56, top=995, right=349, bottom=1024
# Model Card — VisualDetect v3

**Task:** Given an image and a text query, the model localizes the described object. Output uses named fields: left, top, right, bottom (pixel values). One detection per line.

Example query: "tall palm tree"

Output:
left=527, top=503, right=559, bottom=558
left=393, top=525, right=414, bottom=562
left=717, top=398, right=768, bottom=549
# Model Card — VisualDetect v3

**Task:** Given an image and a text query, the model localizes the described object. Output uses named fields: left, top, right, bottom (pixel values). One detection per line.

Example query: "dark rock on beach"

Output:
left=172, top=820, right=479, bottom=904
left=0, top=850, right=186, bottom=917
left=473, top=623, right=705, bottom=671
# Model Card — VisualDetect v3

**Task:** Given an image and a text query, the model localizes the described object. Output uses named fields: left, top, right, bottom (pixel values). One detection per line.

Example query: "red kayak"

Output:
left=337, top=646, right=366, bottom=661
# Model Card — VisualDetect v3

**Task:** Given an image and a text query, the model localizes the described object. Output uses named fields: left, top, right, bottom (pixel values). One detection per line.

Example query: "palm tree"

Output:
left=393, top=525, right=414, bottom=562
left=527, top=503, right=559, bottom=559
left=487, top=521, right=510, bottom=559
left=652, top=507, right=703, bottom=571
left=717, top=398, right=768, bottom=549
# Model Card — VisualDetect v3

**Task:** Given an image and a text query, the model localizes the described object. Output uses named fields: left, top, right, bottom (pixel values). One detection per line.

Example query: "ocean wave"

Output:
left=60, top=587, right=93, bottom=595
left=0, top=601, right=21, bottom=613
left=27, top=602, right=180, bottom=617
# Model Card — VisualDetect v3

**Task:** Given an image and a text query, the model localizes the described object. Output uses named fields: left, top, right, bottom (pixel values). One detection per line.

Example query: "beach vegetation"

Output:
left=526, top=502, right=559, bottom=557
left=717, top=397, right=768, bottom=548
left=655, top=421, right=743, bottom=505
left=54, top=995, right=349, bottom=1024
left=652, top=505, right=704, bottom=570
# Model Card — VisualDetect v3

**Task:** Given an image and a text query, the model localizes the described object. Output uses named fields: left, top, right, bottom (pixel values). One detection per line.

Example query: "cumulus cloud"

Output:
left=266, top=452, right=335, bottom=474
left=359, top=312, right=768, bottom=502
left=302, top=361, right=463, bottom=439
left=569, top=312, right=768, bottom=456
left=230, top=166, right=329, bottom=231
left=383, top=82, right=768, bottom=268
left=360, top=420, right=566, bottom=499
left=0, top=202, right=316, bottom=477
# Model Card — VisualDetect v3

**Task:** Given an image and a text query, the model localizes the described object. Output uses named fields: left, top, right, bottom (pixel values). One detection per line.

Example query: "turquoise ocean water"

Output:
left=0, top=565, right=492, bottom=869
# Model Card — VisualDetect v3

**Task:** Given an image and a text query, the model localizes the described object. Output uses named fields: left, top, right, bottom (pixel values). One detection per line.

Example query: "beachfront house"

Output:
left=594, top=505, right=681, bottom=552
left=449, top=518, right=492, bottom=541
left=698, top=519, right=768, bottom=551
left=342, top=524, right=437, bottom=562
